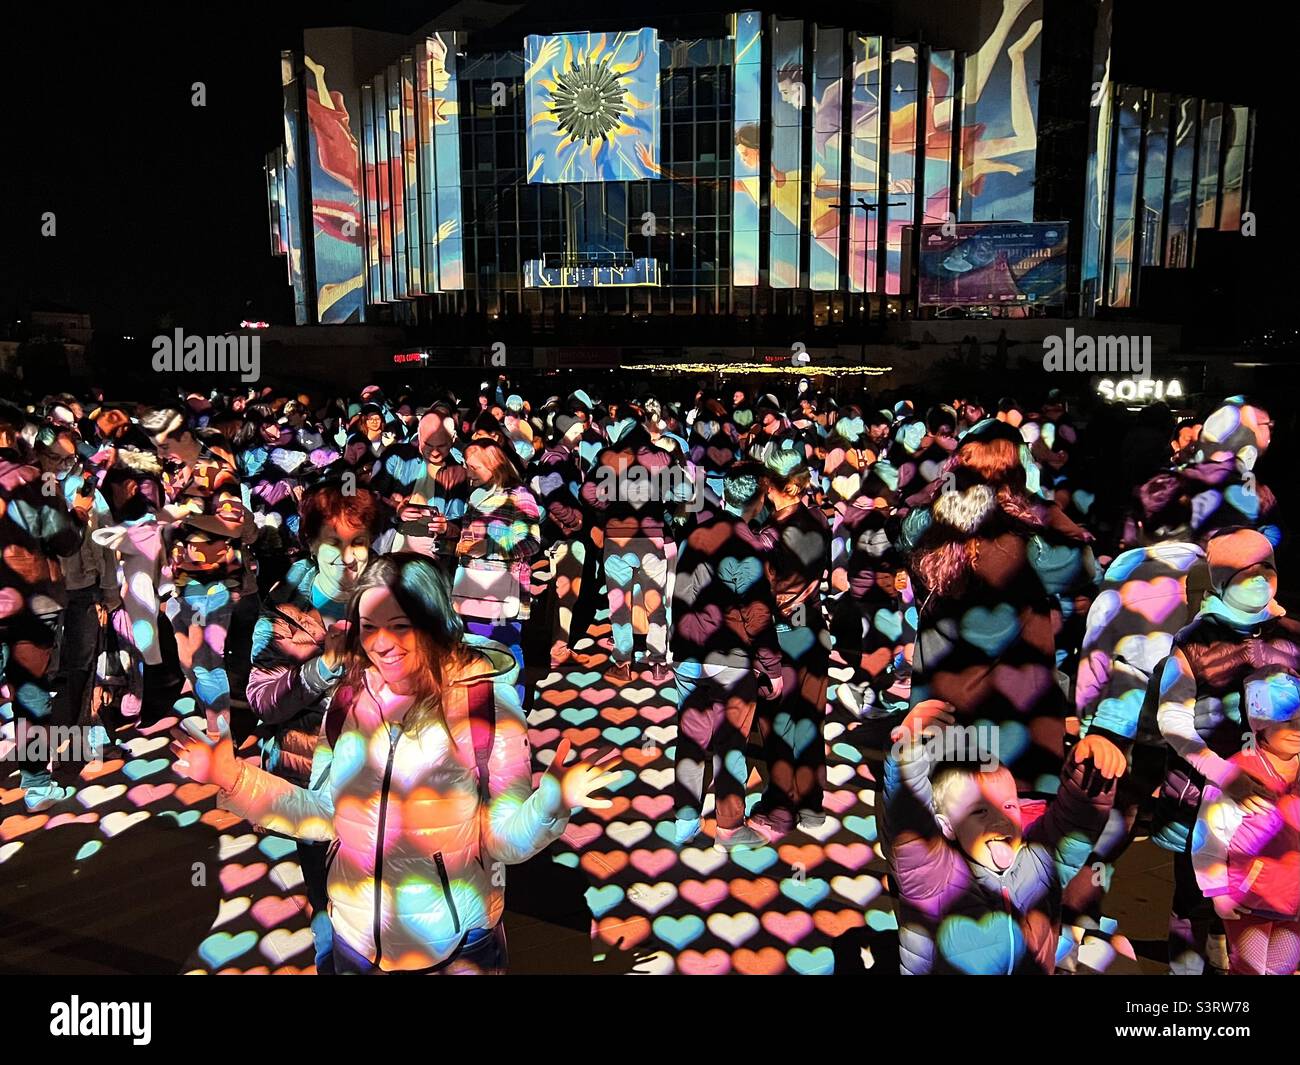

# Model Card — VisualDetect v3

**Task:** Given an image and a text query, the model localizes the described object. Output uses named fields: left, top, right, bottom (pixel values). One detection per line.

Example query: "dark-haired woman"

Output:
left=246, top=481, right=383, bottom=972
left=175, top=553, right=620, bottom=974
left=900, top=421, right=1094, bottom=792
left=453, top=440, right=542, bottom=699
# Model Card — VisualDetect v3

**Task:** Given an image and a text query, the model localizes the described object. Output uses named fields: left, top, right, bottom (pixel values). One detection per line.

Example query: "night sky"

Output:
left=0, top=0, right=1287, bottom=338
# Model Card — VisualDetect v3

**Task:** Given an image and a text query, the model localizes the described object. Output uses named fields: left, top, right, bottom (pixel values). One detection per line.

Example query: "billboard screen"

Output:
left=1218, top=104, right=1248, bottom=232
left=768, top=17, right=804, bottom=288
left=281, top=52, right=310, bottom=325
left=885, top=42, right=917, bottom=295
left=847, top=33, right=881, bottom=293
left=387, top=65, right=409, bottom=297
left=809, top=25, right=844, bottom=291
left=524, top=28, right=661, bottom=183
left=919, top=221, right=1067, bottom=306
left=1109, top=85, right=1142, bottom=308
left=731, top=11, right=762, bottom=287
left=429, top=33, right=464, bottom=290
left=304, top=46, right=366, bottom=322
left=1165, top=96, right=1197, bottom=267
left=958, top=0, right=1043, bottom=222
left=1196, top=100, right=1223, bottom=230
left=360, top=85, right=383, bottom=303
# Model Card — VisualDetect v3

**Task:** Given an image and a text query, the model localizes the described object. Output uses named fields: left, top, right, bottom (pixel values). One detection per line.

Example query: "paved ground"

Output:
left=0, top=621, right=1161, bottom=975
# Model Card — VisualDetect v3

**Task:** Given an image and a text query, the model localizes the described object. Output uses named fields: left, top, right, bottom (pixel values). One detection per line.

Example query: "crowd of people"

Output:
left=1, top=374, right=1296, bottom=976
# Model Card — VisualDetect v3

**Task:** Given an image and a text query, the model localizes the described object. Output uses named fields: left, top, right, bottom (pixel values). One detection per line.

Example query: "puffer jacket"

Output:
left=247, top=559, right=346, bottom=787
left=884, top=748, right=1114, bottom=975
left=1194, top=746, right=1300, bottom=921
left=1151, top=611, right=1300, bottom=852
left=221, top=635, right=568, bottom=971
left=1075, top=541, right=1209, bottom=747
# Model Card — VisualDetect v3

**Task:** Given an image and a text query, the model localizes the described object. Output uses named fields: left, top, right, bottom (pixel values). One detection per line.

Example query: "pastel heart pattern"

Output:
left=212, top=897, right=252, bottom=929
left=270, top=860, right=305, bottom=892
left=100, top=811, right=149, bottom=838
left=830, top=875, right=881, bottom=907
left=198, top=930, right=259, bottom=969
left=0, top=815, right=48, bottom=841
left=562, top=822, right=604, bottom=849
left=259, top=928, right=315, bottom=964
left=123, top=757, right=169, bottom=781
left=46, top=812, right=98, bottom=830
left=605, top=821, right=652, bottom=848
left=936, top=912, right=1026, bottom=975
left=679, top=878, right=730, bottom=911
left=679, top=847, right=728, bottom=877
left=629, top=848, right=676, bottom=879
left=786, top=946, right=834, bottom=975
left=732, top=946, right=787, bottom=975
left=677, top=948, right=732, bottom=975
left=627, top=881, right=678, bottom=915
left=959, top=602, right=1020, bottom=658
left=220, top=862, right=269, bottom=894
left=652, top=914, right=705, bottom=950
left=218, top=833, right=259, bottom=861
left=730, top=845, right=778, bottom=875
left=762, top=910, right=814, bottom=946
left=779, top=877, right=830, bottom=909
left=706, top=911, right=760, bottom=947
left=127, top=783, right=175, bottom=807
left=79, top=784, right=127, bottom=809
left=585, top=884, right=625, bottom=918
left=258, top=835, right=298, bottom=861
left=252, top=895, right=306, bottom=929
left=596, top=915, right=652, bottom=949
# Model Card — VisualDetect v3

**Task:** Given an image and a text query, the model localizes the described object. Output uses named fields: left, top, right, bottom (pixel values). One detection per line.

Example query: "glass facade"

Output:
left=1076, top=84, right=1255, bottom=311
left=266, top=10, right=1259, bottom=327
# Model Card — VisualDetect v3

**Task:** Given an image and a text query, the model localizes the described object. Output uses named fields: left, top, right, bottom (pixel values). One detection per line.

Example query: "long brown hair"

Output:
left=339, top=553, right=469, bottom=736
left=464, top=439, right=523, bottom=490
left=913, top=437, right=1041, bottom=598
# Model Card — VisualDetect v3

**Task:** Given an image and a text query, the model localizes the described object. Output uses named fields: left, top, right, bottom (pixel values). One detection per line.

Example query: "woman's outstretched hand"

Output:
left=170, top=717, right=240, bottom=791
left=546, top=738, right=624, bottom=811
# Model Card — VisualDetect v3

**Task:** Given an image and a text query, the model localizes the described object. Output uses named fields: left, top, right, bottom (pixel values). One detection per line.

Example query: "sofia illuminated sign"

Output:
left=1096, top=378, right=1184, bottom=402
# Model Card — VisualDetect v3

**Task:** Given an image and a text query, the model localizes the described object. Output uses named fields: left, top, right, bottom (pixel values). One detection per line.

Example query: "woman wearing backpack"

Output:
left=172, top=552, right=620, bottom=974
left=452, top=439, right=543, bottom=702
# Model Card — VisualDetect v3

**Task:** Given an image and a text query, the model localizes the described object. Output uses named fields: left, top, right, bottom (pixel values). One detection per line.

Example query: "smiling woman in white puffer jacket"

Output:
left=172, top=552, right=621, bottom=974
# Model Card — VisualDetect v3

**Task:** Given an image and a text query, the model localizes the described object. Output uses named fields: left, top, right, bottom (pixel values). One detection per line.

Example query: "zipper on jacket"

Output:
left=371, top=723, right=401, bottom=968
left=434, top=851, right=462, bottom=933
left=1000, top=886, right=1015, bottom=976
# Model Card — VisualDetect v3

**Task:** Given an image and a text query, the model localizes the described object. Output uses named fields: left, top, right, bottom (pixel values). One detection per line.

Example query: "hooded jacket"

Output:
left=903, top=481, right=1068, bottom=789
left=1075, top=541, right=1209, bottom=746
left=1194, top=745, right=1299, bottom=921
left=670, top=511, right=783, bottom=681
left=580, top=432, right=684, bottom=541
left=221, top=634, right=569, bottom=971
left=1152, top=531, right=1300, bottom=851
left=247, top=559, right=346, bottom=787
left=884, top=746, right=1114, bottom=975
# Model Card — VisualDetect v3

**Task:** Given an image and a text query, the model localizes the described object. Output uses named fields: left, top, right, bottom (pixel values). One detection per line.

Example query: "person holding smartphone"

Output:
left=385, top=410, right=468, bottom=574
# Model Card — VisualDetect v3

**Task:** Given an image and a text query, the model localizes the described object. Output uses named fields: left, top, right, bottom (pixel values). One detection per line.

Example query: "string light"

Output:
left=621, top=363, right=892, bottom=376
